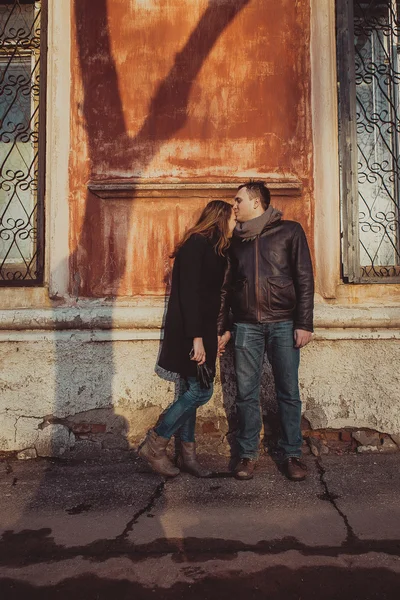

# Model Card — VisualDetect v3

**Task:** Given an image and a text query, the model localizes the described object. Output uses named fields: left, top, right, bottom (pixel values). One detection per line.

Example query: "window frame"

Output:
left=337, top=0, right=400, bottom=284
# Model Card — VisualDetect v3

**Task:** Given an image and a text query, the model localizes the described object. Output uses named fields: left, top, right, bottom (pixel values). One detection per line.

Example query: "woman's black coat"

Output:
left=158, top=234, right=227, bottom=378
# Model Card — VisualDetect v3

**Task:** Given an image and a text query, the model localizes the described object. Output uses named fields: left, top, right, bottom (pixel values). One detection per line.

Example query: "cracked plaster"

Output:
left=0, top=337, right=399, bottom=452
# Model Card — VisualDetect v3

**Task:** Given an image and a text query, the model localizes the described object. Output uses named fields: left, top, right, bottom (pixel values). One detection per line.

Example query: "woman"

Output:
left=139, top=200, right=235, bottom=477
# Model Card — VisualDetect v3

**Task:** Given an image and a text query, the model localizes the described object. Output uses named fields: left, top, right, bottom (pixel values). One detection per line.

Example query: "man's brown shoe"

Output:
left=234, top=458, right=256, bottom=480
left=284, top=457, right=307, bottom=481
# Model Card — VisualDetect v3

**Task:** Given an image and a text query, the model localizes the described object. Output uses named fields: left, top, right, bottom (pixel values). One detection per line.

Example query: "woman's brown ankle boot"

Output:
left=139, top=430, right=180, bottom=477
left=177, top=441, right=212, bottom=478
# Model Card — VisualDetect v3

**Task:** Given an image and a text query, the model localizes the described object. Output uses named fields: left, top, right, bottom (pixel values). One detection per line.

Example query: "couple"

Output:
left=139, top=181, right=314, bottom=482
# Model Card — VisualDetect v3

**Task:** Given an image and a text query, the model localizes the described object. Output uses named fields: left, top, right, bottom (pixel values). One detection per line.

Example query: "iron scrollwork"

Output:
left=353, top=0, right=400, bottom=278
left=0, top=0, right=43, bottom=284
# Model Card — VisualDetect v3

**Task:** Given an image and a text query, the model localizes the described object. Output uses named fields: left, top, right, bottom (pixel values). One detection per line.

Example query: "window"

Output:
left=0, top=0, right=45, bottom=285
left=337, top=0, right=400, bottom=281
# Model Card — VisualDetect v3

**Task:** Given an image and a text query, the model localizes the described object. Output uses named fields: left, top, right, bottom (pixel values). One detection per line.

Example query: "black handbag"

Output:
left=189, top=348, right=213, bottom=389
left=196, top=362, right=213, bottom=390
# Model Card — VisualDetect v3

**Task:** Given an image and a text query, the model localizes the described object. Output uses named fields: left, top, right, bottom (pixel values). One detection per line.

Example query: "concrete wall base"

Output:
left=1, top=336, right=399, bottom=455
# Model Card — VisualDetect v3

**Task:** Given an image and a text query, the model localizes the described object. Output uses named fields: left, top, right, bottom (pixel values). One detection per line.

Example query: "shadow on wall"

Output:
left=49, top=1, right=251, bottom=458
left=72, top=0, right=251, bottom=295
left=3, top=0, right=258, bottom=551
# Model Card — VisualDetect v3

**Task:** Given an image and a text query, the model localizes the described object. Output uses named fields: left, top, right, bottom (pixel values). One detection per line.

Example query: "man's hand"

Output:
left=192, top=337, right=206, bottom=365
left=217, top=331, right=231, bottom=356
left=294, top=329, right=312, bottom=349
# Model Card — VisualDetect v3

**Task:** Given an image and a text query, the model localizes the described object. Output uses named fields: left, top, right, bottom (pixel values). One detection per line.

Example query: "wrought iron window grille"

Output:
left=0, top=0, right=46, bottom=285
left=337, top=0, right=400, bottom=282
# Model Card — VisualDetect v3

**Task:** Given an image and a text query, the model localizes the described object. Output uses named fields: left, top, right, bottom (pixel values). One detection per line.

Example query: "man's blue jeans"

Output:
left=234, top=321, right=302, bottom=460
left=155, top=377, right=213, bottom=442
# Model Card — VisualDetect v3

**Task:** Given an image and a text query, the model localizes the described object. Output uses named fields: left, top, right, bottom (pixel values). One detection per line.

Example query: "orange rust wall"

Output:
left=69, top=0, right=313, bottom=297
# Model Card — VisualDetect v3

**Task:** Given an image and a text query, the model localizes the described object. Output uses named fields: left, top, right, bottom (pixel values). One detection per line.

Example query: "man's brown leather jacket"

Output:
left=218, top=219, right=314, bottom=333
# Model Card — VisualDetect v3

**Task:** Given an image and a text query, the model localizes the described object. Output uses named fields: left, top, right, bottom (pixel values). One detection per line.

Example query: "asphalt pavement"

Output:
left=0, top=451, right=400, bottom=599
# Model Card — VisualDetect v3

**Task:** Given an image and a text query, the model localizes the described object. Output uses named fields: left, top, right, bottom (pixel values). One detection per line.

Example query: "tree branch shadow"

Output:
left=53, top=0, right=251, bottom=458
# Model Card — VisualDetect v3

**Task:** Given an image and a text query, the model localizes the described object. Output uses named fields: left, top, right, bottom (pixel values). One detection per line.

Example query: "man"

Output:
left=218, top=181, right=314, bottom=482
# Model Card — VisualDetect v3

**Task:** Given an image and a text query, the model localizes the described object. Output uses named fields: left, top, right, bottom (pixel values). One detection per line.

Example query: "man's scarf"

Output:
left=234, top=206, right=283, bottom=241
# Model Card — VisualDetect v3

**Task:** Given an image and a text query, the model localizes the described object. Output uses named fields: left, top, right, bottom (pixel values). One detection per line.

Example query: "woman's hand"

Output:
left=217, top=331, right=231, bottom=356
left=192, top=337, right=206, bottom=365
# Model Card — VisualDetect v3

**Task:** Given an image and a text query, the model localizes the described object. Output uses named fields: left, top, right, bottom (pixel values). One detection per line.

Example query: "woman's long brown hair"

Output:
left=172, top=200, right=233, bottom=258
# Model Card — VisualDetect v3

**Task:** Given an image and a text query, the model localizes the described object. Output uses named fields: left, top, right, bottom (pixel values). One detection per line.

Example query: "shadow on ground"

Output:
left=1, top=565, right=400, bottom=600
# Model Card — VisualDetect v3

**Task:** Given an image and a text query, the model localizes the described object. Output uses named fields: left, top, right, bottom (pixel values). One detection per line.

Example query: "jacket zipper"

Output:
left=255, top=236, right=260, bottom=322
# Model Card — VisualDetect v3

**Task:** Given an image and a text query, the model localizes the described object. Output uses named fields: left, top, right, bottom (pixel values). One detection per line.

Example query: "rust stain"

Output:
left=69, top=0, right=314, bottom=296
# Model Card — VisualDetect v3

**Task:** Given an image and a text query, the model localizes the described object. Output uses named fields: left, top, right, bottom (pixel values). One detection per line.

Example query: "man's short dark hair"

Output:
left=237, top=180, right=271, bottom=210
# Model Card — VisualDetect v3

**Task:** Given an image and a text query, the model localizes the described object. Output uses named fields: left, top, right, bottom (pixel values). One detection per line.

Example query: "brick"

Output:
left=71, top=422, right=91, bottom=434
left=340, top=430, right=352, bottom=443
left=324, top=431, right=340, bottom=442
left=90, top=423, right=107, bottom=434
left=308, top=430, right=324, bottom=439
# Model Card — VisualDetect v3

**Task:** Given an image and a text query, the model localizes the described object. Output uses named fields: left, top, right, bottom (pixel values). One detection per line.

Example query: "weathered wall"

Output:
left=69, top=0, right=313, bottom=296
left=1, top=336, right=400, bottom=454
left=4, top=1, right=400, bottom=457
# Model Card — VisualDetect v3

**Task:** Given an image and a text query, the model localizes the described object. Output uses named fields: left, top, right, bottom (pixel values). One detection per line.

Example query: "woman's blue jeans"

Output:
left=234, top=321, right=302, bottom=460
left=155, top=377, right=214, bottom=442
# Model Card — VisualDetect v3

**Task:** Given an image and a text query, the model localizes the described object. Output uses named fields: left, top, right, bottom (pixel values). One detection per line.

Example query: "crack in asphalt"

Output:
left=1, top=460, right=400, bottom=566
left=116, top=480, right=166, bottom=540
left=2, top=457, right=400, bottom=568
left=316, top=457, right=357, bottom=545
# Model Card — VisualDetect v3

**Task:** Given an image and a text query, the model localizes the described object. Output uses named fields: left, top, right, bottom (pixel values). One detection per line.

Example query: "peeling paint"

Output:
left=0, top=336, right=399, bottom=453
left=69, top=0, right=313, bottom=296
